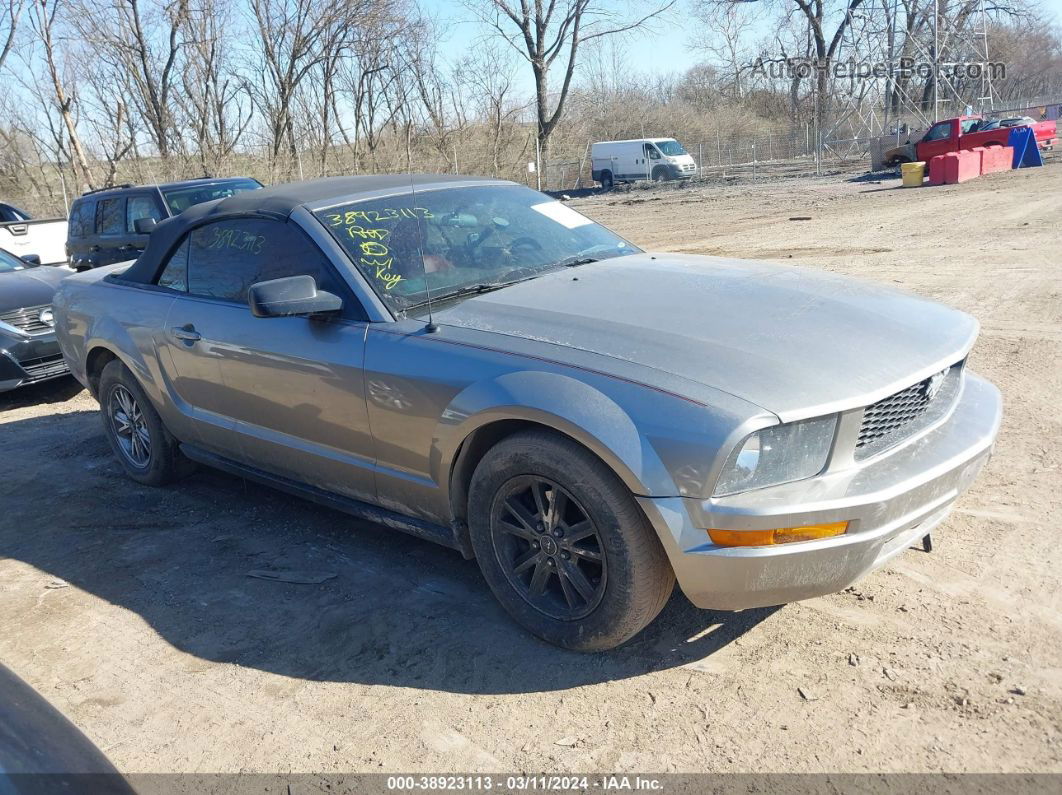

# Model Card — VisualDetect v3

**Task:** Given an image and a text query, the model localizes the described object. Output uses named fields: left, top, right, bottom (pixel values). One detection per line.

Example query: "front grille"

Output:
left=20, top=353, right=68, bottom=382
left=0, top=304, right=53, bottom=335
left=855, top=364, right=962, bottom=459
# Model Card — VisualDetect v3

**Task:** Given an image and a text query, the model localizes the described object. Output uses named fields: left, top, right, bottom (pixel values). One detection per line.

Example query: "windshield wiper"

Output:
left=552, top=255, right=601, bottom=268
left=405, top=281, right=518, bottom=310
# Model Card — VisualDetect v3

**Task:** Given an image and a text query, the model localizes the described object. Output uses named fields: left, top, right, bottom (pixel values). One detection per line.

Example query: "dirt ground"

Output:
left=2, top=163, right=1060, bottom=776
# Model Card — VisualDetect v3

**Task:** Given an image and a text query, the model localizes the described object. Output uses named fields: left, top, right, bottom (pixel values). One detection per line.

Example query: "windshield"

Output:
left=0, top=248, right=30, bottom=272
left=162, top=178, right=262, bottom=215
left=314, top=184, right=639, bottom=312
left=656, top=140, right=687, bottom=156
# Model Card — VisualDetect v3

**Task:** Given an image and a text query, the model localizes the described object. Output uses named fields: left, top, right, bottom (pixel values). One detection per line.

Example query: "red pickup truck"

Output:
left=885, top=115, right=1057, bottom=165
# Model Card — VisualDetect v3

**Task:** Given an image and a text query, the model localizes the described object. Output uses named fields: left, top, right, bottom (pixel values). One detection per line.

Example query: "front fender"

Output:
left=432, top=370, right=678, bottom=498
left=886, top=143, right=917, bottom=163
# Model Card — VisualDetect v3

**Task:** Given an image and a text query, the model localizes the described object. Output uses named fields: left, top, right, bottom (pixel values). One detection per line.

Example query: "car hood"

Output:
left=0, top=267, right=67, bottom=311
left=433, top=253, right=978, bottom=420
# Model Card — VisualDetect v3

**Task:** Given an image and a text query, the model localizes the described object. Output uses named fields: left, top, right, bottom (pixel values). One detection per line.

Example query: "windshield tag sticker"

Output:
left=530, top=201, right=593, bottom=229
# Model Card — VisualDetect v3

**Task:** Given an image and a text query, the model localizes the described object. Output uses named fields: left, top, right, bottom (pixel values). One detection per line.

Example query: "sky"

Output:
left=423, top=0, right=1062, bottom=94
left=421, top=0, right=709, bottom=83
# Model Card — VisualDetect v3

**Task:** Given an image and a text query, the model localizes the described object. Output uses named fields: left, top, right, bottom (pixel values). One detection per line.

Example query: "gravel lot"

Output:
left=1, top=163, right=1060, bottom=775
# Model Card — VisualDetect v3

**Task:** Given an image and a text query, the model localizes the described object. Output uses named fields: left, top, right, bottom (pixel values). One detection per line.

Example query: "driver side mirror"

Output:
left=20, top=254, right=41, bottom=265
left=134, top=217, right=158, bottom=234
left=248, top=275, right=343, bottom=318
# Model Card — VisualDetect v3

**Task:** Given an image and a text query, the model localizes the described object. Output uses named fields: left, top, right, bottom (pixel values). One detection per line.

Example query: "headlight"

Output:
left=713, top=416, right=837, bottom=496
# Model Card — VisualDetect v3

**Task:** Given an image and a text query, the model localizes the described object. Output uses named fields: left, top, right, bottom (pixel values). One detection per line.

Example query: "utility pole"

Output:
left=535, top=136, right=542, bottom=191
left=813, top=69, right=821, bottom=175
left=932, top=0, right=939, bottom=121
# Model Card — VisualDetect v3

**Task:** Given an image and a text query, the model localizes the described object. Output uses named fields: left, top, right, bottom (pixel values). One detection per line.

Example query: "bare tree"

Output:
left=471, top=0, right=676, bottom=160
left=180, top=0, right=253, bottom=174
left=409, top=16, right=470, bottom=172
left=0, top=0, right=25, bottom=71
left=777, top=0, right=867, bottom=134
left=461, top=41, right=525, bottom=175
left=28, top=0, right=94, bottom=189
left=690, top=1, right=757, bottom=99
left=247, top=0, right=377, bottom=168
left=74, top=0, right=191, bottom=160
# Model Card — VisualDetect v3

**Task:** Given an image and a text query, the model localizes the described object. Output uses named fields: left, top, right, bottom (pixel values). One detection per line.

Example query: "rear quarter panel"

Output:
left=54, top=269, right=180, bottom=424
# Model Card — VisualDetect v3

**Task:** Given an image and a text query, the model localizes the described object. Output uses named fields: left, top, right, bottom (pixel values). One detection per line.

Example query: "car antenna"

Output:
left=409, top=171, right=438, bottom=333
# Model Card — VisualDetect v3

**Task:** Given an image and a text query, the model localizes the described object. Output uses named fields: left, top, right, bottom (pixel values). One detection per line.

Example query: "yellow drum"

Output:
left=901, top=161, right=926, bottom=187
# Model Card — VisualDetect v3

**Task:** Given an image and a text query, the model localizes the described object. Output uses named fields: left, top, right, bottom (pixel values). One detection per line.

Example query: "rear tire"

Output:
left=468, top=429, right=674, bottom=651
left=98, top=360, right=193, bottom=486
left=600, top=170, right=614, bottom=190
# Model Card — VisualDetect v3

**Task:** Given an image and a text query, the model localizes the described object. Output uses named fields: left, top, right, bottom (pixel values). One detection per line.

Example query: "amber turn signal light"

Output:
left=708, top=521, right=849, bottom=547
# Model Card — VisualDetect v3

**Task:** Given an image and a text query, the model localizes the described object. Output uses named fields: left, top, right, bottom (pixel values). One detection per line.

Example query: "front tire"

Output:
left=468, top=429, right=674, bottom=651
left=99, top=360, right=193, bottom=486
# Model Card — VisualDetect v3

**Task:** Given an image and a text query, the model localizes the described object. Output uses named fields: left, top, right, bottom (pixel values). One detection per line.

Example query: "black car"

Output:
left=0, top=247, right=69, bottom=391
left=66, top=176, right=262, bottom=271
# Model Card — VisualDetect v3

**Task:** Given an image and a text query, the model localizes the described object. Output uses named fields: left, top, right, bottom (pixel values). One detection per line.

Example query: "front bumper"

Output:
left=0, top=333, right=69, bottom=392
left=638, top=372, right=1002, bottom=610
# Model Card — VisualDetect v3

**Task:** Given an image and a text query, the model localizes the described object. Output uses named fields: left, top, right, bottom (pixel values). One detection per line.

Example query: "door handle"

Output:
left=89, top=245, right=101, bottom=252
left=171, top=326, right=201, bottom=342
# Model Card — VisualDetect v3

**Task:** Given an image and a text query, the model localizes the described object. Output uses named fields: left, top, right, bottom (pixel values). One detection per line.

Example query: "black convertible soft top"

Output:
left=121, top=174, right=510, bottom=284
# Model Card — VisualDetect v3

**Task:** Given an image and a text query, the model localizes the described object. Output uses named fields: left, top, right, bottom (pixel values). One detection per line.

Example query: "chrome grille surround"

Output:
left=0, top=304, right=54, bottom=335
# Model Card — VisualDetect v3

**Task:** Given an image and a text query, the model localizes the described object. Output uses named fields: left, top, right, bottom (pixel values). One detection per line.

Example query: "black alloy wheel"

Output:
left=489, top=476, right=607, bottom=621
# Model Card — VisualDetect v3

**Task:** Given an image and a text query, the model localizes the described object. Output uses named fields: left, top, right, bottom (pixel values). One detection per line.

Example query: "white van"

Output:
left=590, top=138, right=697, bottom=188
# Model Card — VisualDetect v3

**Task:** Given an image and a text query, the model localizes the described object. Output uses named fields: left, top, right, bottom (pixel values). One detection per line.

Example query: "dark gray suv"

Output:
left=66, top=177, right=262, bottom=271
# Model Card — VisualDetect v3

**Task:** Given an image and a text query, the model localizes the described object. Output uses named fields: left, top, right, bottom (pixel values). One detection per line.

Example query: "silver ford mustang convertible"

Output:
left=53, top=175, right=1002, bottom=650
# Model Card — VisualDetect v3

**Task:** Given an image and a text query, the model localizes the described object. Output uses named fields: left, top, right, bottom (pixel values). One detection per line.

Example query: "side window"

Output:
left=184, top=218, right=345, bottom=306
left=961, top=119, right=979, bottom=134
left=127, top=195, right=163, bottom=233
left=69, top=202, right=95, bottom=237
left=644, top=143, right=660, bottom=160
left=97, top=198, right=126, bottom=237
left=157, top=238, right=189, bottom=292
left=925, top=122, right=952, bottom=142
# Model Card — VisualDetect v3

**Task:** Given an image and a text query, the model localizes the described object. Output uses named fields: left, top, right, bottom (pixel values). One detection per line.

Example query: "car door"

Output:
left=158, top=215, right=376, bottom=501
left=630, top=142, right=648, bottom=180
left=918, top=121, right=956, bottom=161
left=95, top=196, right=137, bottom=267
left=66, top=200, right=96, bottom=270
left=150, top=236, right=244, bottom=454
